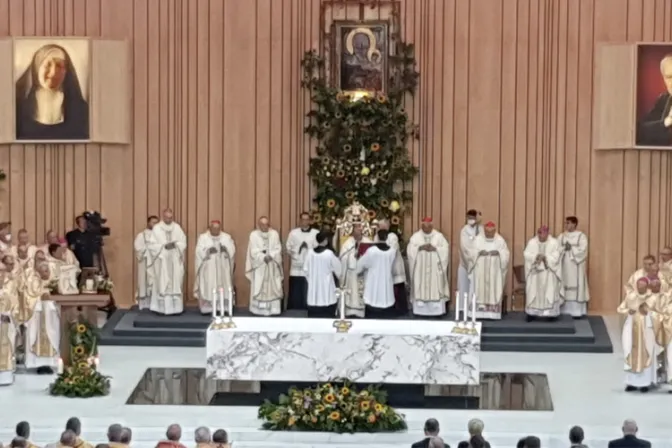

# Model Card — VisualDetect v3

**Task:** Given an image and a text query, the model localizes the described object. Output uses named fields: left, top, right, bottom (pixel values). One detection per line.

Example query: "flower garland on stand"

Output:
left=258, top=381, right=406, bottom=433
left=302, top=37, right=419, bottom=241
left=49, top=316, right=110, bottom=398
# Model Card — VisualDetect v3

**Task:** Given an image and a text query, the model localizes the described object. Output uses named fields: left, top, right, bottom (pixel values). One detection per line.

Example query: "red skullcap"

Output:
left=538, top=225, right=549, bottom=233
left=211, top=220, right=221, bottom=225
left=422, top=217, right=433, bottom=223
left=485, top=221, right=496, bottom=228
left=637, top=277, right=649, bottom=284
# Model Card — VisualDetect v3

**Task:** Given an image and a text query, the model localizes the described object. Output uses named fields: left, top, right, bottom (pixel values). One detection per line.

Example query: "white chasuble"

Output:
left=46, top=256, right=80, bottom=295
left=134, top=229, right=155, bottom=310
left=374, top=232, right=406, bottom=284
left=407, top=230, right=450, bottom=317
left=458, top=224, right=483, bottom=309
left=12, top=245, right=37, bottom=270
left=303, top=248, right=341, bottom=308
left=0, top=273, right=19, bottom=385
left=618, top=291, right=658, bottom=388
left=558, top=231, right=590, bottom=317
left=245, top=229, right=284, bottom=316
left=339, top=235, right=372, bottom=317
left=148, top=221, right=187, bottom=315
left=23, top=273, right=59, bottom=369
left=523, top=236, right=563, bottom=317
left=468, top=234, right=510, bottom=320
left=286, top=228, right=319, bottom=277
left=356, top=246, right=396, bottom=309
left=194, top=231, right=236, bottom=313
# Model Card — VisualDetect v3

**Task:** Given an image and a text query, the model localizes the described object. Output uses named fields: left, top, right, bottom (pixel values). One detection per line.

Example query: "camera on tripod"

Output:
left=83, top=210, right=111, bottom=246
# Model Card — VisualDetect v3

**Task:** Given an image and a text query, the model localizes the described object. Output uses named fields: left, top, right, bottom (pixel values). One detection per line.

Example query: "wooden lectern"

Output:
left=51, top=294, right=110, bottom=364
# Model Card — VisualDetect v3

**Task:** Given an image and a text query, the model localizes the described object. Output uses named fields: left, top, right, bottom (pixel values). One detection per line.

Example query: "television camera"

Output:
left=83, top=210, right=111, bottom=247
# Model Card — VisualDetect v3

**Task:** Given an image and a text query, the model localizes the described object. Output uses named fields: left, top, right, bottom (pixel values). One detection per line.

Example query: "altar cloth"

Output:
left=206, top=317, right=481, bottom=385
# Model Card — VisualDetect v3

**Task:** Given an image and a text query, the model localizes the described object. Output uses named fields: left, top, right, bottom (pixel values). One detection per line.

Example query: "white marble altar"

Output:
left=206, top=317, right=481, bottom=385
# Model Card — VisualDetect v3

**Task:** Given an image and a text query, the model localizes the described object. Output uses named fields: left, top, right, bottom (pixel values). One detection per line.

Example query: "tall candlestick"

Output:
left=57, top=358, right=64, bottom=375
left=212, top=288, right=217, bottom=318
left=463, top=292, right=469, bottom=322
left=219, top=288, right=225, bottom=317
left=228, top=287, right=233, bottom=318
left=339, top=290, right=345, bottom=320
left=454, top=290, right=459, bottom=321
left=471, top=293, right=477, bottom=324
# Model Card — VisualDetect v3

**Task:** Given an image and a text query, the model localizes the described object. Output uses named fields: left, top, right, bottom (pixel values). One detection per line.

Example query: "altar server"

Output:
left=458, top=210, right=482, bottom=310
left=148, top=208, right=187, bottom=315
left=23, top=262, right=59, bottom=374
left=339, top=222, right=371, bottom=317
left=523, top=225, right=563, bottom=320
left=375, top=219, right=407, bottom=314
left=0, top=267, right=19, bottom=385
left=468, top=221, right=510, bottom=320
left=134, top=215, right=159, bottom=310
left=558, top=216, right=590, bottom=317
left=245, top=216, right=284, bottom=316
left=356, top=230, right=396, bottom=318
left=303, top=232, right=341, bottom=318
left=286, top=212, right=319, bottom=310
left=618, top=277, right=657, bottom=392
left=407, top=217, right=450, bottom=317
left=194, top=220, right=236, bottom=314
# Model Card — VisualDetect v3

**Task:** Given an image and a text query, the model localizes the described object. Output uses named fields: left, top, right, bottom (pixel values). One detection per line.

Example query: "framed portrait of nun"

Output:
left=13, top=38, right=90, bottom=141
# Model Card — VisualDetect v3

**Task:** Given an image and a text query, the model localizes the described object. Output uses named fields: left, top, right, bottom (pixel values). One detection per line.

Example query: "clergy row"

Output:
left=134, top=209, right=591, bottom=320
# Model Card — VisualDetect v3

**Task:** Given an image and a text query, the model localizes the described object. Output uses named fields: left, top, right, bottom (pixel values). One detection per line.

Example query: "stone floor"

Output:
left=1, top=314, right=671, bottom=448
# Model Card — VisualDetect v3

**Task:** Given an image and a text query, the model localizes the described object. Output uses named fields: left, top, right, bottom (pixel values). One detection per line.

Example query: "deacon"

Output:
left=134, top=216, right=159, bottom=310
left=356, top=230, right=397, bottom=318
left=375, top=219, right=407, bottom=314
left=148, top=208, right=187, bottom=315
left=22, top=262, right=59, bottom=374
left=303, top=232, right=342, bottom=318
left=625, top=255, right=658, bottom=294
left=285, top=212, right=319, bottom=310
left=523, top=225, right=563, bottom=320
left=618, top=277, right=657, bottom=392
left=0, top=264, right=20, bottom=385
left=558, top=216, right=590, bottom=318
left=458, top=209, right=483, bottom=310
left=10, top=229, right=36, bottom=261
left=407, top=217, right=450, bottom=317
left=468, top=221, right=510, bottom=320
left=194, top=220, right=236, bottom=314
left=245, top=216, right=284, bottom=316
left=339, top=222, right=371, bottom=317
left=46, top=243, right=80, bottom=295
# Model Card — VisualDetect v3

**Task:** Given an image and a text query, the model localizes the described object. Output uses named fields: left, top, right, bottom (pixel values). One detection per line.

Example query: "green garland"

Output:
left=258, top=381, right=406, bottom=433
left=302, top=36, right=419, bottom=237
left=49, top=316, right=110, bottom=398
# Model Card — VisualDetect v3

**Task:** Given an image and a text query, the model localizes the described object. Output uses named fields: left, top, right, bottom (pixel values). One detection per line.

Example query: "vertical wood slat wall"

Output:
left=0, top=0, right=670, bottom=312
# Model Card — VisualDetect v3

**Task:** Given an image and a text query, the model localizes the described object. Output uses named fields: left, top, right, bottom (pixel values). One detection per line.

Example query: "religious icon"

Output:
left=332, top=21, right=388, bottom=94
left=14, top=38, right=90, bottom=141
left=635, top=44, right=672, bottom=147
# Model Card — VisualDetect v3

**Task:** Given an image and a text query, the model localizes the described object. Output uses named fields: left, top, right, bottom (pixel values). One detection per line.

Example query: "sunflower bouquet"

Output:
left=257, top=381, right=406, bottom=433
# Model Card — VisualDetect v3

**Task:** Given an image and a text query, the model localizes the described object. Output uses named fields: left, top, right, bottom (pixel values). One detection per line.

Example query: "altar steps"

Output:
left=99, top=307, right=613, bottom=353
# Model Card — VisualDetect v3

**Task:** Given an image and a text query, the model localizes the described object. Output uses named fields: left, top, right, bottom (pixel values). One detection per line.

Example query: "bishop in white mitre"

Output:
left=245, top=216, right=284, bottom=316
left=194, top=220, right=236, bottom=314
left=407, top=217, right=450, bottom=317
left=285, top=212, right=319, bottom=310
left=339, top=222, right=372, bottom=317
left=148, top=208, right=187, bottom=315
left=134, top=216, right=159, bottom=310
left=458, top=209, right=483, bottom=311
left=523, top=225, right=563, bottom=320
left=356, top=230, right=397, bottom=319
left=303, top=232, right=341, bottom=318
left=468, top=221, right=510, bottom=320
left=375, top=219, right=407, bottom=314
left=558, top=216, right=590, bottom=317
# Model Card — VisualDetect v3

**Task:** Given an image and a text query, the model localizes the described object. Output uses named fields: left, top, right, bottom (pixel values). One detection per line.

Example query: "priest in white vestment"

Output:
left=558, top=216, right=590, bottom=317
left=458, top=209, right=483, bottom=312
left=194, top=220, right=236, bottom=314
left=245, top=216, right=284, bottom=316
left=650, top=280, right=672, bottom=390
left=10, top=230, right=36, bottom=264
left=523, top=225, right=563, bottom=320
left=303, top=232, right=341, bottom=318
left=339, top=223, right=371, bottom=317
left=375, top=219, right=407, bottom=315
left=0, top=268, right=19, bottom=385
left=619, top=277, right=657, bottom=392
left=39, top=231, right=79, bottom=267
left=0, top=222, right=11, bottom=254
left=468, top=221, right=510, bottom=320
left=356, top=230, right=396, bottom=319
left=148, top=209, right=187, bottom=315
left=22, top=262, right=59, bottom=374
left=625, top=255, right=662, bottom=294
left=286, top=212, right=319, bottom=310
left=46, top=244, right=80, bottom=295
left=134, top=216, right=159, bottom=310
left=658, top=247, right=672, bottom=285
left=407, top=217, right=450, bottom=317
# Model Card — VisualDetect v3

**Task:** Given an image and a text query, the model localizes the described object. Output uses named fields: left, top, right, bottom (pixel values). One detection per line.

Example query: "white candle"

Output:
left=57, top=358, right=63, bottom=374
left=339, top=290, right=345, bottom=320
left=471, top=293, right=477, bottom=324
left=228, top=287, right=233, bottom=317
left=219, top=288, right=224, bottom=317
left=94, top=357, right=100, bottom=369
left=463, top=292, right=469, bottom=322
left=212, top=288, right=217, bottom=318
left=454, top=290, right=459, bottom=321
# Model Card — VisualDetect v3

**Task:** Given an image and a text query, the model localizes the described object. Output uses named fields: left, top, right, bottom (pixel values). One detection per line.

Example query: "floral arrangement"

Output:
left=258, top=381, right=406, bottom=433
left=49, top=316, right=110, bottom=398
left=47, top=279, right=59, bottom=294
left=97, top=278, right=114, bottom=293
left=301, top=34, right=419, bottom=238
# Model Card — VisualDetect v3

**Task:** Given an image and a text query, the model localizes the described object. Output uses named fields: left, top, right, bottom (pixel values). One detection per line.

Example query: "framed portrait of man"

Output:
left=13, top=38, right=90, bottom=141
left=331, top=21, right=389, bottom=95
left=635, top=43, right=672, bottom=148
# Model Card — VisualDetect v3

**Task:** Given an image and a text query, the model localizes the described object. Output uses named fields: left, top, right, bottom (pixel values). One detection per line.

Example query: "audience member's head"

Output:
left=469, top=435, right=486, bottom=448
left=120, top=427, right=132, bottom=445
left=428, top=436, right=445, bottom=448
left=94, top=445, right=109, bottom=448
left=65, top=418, right=82, bottom=436
left=60, top=430, right=77, bottom=448
left=194, top=427, right=211, bottom=444
left=523, top=436, right=541, bottom=448
left=10, top=438, right=26, bottom=448
left=423, top=418, right=440, bottom=437
left=166, top=424, right=182, bottom=442
left=457, top=442, right=470, bottom=448
left=212, top=429, right=228, bottom=444
left=468, top=418, right=485, bottom=436
left=107, top=424, right=123, bottom=443
left=569, top=425, right=584, bottom=444
left=516, top=438, right=526, bottom=448
left=15, top=422, right=30, bottom=439
left=622, top=419, right=638, bottom=436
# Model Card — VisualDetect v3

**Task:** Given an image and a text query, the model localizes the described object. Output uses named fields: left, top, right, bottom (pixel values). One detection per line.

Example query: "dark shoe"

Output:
left=36, top=367, right=54, bottom=375
left=572, top=316, right=582, bottom=320
left=668, top=390, right=672, bottom=394
left=639, top=387, right=649, bottom=393
left=525, top=315, right=533, bottom=323
left=625, top=385, right=637, bottom=392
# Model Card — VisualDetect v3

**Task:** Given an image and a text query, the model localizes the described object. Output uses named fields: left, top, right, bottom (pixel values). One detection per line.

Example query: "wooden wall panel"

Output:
left=0, top=0, right=671, bottom=313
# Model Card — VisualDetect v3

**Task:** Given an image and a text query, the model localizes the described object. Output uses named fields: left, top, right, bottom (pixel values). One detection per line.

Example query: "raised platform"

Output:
left=99, top=307, right=613, bottom=353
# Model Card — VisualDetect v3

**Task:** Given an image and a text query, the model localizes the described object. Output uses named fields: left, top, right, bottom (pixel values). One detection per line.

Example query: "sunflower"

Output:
left=360, top=401, right=371, bottom=411
left=336, top=170, right=345, bottom=178
left=370, top=143, right=381, bottom=152
left=340, top=386, right=350, bottom=396
left=345, top=191, right=355, bottom=200
left=74, top=345, right=85, bottom=355
left=78, top=362, right=89, bottom=369
left=321, top=156, right=330, bottom=165
left=380, top=199, right=389, bottom=207
left=377, top=93, right=387, bottom=103
left=334, top=111, right=342, bottom=119
left=324, top=393, right=336, bottom=403
left=361, top=176, right=370, bottom=184
left=343, top=144, right=352, bottom=153
left=368, top=210, right=377, bottom=219
left=328, top=411, right=340, bottom=421
left=391, top=216, right=401, bottom=225
left=316, top=404, right=325, bottom=412
left=322, top=121, right=331, bottom=129
left=288, top=416, right=297, bottom=426
left=76, top=324, right=87, bottom=334
left=326, top=199, right=336, bottom=208
left=374, top=403, right=385, bottom=412
left=376, top=170, right=385, bottom=179
left=367, top=414, right=377, bottom=423
left=312, top=212, right=322, bottom=223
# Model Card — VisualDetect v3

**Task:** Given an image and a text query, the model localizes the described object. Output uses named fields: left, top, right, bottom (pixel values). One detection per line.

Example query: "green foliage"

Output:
left=257, top=381, right=407, bottom=433
left=301, top=38, right=419, bottom=236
